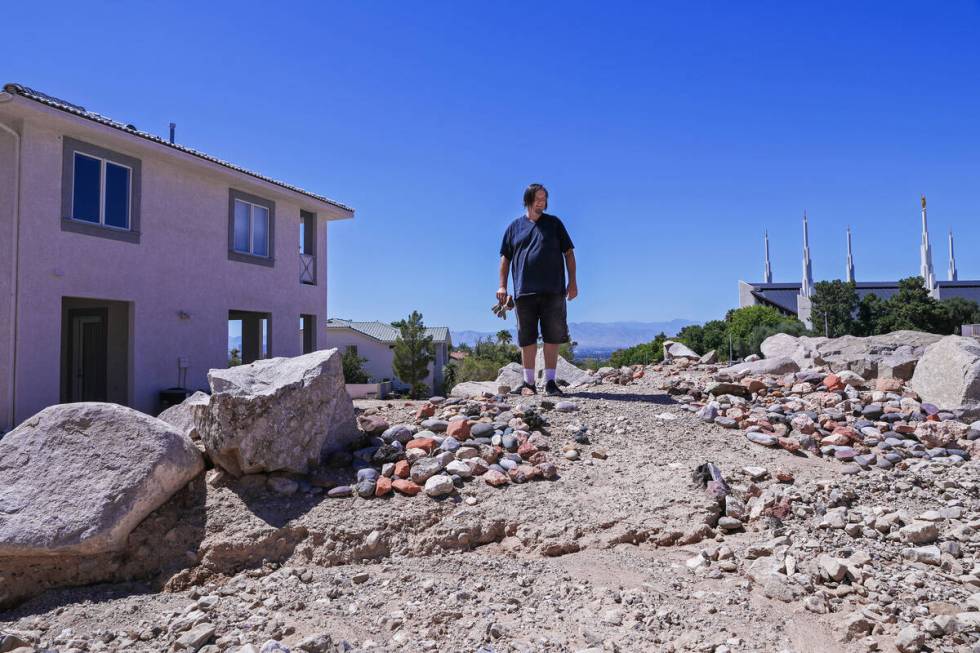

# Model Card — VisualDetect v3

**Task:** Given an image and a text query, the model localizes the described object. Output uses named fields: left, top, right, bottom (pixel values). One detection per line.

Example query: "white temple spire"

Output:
left=801, top=211, right=814, bottom=298
left=949, top=228, right=958, bottom=282
left=846, top=226, right=855, bottom=283
left=763, top=230, right=773, bottom=283
left=920, top=195, right=936, bottom=290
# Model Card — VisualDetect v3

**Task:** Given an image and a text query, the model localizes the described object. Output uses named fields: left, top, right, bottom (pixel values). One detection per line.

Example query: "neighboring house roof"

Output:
left=450, top=351, right=469, bottom=361
left=326, top=319, right=451, bottom=345
left=2, top=83, right=353, bottom=213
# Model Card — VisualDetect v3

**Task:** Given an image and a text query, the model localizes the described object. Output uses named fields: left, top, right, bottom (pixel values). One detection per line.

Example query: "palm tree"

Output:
left=496, top=329, right=512, bottom=345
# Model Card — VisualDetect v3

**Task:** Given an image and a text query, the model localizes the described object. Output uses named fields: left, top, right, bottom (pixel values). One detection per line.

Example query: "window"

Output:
left=228, top=189, right=275, bottom=267
left=71, top=153, right=132, bottom=229
left=233, top=199, right=270, bottom=256
left=61, top=137, right=141, bottom=243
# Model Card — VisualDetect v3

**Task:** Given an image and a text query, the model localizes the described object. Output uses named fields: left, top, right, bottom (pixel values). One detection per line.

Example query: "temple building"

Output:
left=739, top=196, right=980, bottom=328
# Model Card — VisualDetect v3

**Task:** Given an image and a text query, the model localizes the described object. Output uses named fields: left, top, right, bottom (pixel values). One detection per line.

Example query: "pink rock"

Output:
left=375, top=476, right=393, bottom=497
left=392, top=479, right=421, bottom=496
left=405, top=438, right=436, bottom=454
left=484, top=470, right=510, bottom=487
left=446, top=420, right=471, bottom=439
left=536, top=462, right=558, bottom=480
left=393, top=460, right=410, bottom=478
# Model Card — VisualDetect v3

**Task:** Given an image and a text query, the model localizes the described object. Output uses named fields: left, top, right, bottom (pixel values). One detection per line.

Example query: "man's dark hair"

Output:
left=523, top=183, right=549, bottom=209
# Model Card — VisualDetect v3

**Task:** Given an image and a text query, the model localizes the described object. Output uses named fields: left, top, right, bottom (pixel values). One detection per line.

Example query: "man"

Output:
left=497, top=183, right=577, bottom=396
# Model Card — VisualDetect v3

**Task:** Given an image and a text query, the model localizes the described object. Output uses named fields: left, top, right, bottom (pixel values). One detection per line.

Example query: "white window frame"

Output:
left=233, top=198, right=271, bottom=257
left=71, top=151, right=132, bottom=231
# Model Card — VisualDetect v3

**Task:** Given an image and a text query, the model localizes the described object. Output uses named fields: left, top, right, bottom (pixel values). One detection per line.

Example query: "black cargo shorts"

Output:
left=514, top=292, right=569, bottom=347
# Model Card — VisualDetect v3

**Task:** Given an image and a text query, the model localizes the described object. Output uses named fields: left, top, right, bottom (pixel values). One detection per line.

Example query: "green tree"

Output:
left=675, top=324, right=705, bottom=354
left=609, top=333, right=668, bottom=367
left=228, top=347, right=242, bottom=367
left=392, top=310, right=435, bottom=399
left=455, top=356, right=504, bottom=383
left=701, top=320, right=730, bottom=360
left=496, top=330, right=513, bottom=345
left=810, top=280, right=859, bottom=337
left=441, top=361, right=458, bottom=394
left=724, top=305, right=804, bottom=359
left=938, top=297, right=980, bottom=335
left=878, top=276, right=943, bottom=333
left=341, top=347, right=369, bottom=384
left=855, top=292, right=887, bottom=336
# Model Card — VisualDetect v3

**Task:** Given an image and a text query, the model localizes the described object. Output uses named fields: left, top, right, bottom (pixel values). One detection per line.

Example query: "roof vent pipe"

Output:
left=169, top=122, right=176, bottom=144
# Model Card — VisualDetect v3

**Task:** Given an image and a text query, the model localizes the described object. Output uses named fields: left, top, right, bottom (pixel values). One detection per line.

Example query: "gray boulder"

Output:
left=699, top=350, right=718, bottom=364
left=157, top=391, right=210, bottom=440
left=663, top=340, right=700, bottom=361
left=910, top=336, right=980, bottom=412
left=761, top=331, right=942, bottom=378
left=199, top=350, right=358, bottom=476
left=493, top=351, right=593, bottom=389
left=717, top=357, right=799, bottom=380
left=0, top=403, right=203, bottom=556
left=450, top=381, right=498, bottom=398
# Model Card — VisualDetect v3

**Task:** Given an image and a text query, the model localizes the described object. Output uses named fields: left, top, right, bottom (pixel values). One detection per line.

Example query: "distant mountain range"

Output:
left=452, top=319, right=696, bottom=356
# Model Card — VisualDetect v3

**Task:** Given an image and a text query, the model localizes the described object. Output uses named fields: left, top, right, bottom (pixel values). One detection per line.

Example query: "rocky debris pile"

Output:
left=676, top=366, right=978, bottom=472
left=594, top=364, right=645, bottom=385
left=683, top=454, right=980, bottom=652
left=198, top=350, right=359, bottom=476
left=315, top=395, right=573, bottom=500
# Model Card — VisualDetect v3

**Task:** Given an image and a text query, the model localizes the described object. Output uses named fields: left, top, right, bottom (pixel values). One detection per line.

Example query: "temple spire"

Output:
left=920, top=195, right=936, bottom=291
left=949, top=228, right=958, bottom=282
left=801, top=211, right=814, bottom=298
left=846, top=226, right=855, bottom=283
left=763, top=230, right=773, bottom=283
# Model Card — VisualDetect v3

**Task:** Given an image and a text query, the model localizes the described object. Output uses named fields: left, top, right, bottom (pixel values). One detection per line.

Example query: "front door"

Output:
left=68, top=309, right=108, bottom=402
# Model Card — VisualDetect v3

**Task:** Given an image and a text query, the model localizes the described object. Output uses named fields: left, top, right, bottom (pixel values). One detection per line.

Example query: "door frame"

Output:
left=64, top=307, right=109, bottom=403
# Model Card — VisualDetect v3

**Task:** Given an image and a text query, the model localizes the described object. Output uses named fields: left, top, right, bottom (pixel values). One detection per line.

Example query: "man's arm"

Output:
left=497, top=256, right=510, bottom=303
left=565, top=249, right=578, bottom=300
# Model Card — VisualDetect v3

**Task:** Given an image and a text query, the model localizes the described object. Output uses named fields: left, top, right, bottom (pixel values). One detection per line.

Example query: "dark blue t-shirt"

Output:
left=499, top=213, right=574, bottom=298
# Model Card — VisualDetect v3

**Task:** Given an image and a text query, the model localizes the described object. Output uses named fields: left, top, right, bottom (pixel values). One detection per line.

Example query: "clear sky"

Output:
left=5, top=1, right=980, bottom=333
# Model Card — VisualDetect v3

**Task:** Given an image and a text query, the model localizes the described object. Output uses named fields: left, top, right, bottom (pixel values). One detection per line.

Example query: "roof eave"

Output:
left=2, top=84, right=355, bottom=217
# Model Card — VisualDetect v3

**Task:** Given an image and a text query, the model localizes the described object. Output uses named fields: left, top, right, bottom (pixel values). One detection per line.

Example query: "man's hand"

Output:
left=496, top=287, right=508, bottom=304
left=567, top=281, right=578, bottom=301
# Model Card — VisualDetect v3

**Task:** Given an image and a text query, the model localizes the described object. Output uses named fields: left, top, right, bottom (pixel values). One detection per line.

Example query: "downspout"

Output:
left=0, top=92, right=21, bottom=431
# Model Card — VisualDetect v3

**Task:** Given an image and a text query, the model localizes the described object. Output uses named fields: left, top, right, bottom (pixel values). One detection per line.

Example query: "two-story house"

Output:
left=0, top=83, right=354, bottom=431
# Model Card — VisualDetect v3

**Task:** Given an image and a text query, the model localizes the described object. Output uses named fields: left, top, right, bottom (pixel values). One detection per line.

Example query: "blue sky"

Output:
left=5, top=1, right=980, bottom=332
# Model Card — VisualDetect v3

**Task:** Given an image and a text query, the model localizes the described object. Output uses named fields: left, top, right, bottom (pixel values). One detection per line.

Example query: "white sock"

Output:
left=545, top=369, right=556, bottom=381
left=524, top=368, right=535, bottom=384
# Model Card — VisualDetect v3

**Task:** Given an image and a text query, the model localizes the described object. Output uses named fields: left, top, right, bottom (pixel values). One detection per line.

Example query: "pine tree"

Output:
left=392, top=310, right=435, bottom=399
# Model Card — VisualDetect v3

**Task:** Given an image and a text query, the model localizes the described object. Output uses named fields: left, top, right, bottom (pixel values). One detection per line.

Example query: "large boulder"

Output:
left=663, top=340, right=700, bottom=361
left=761, top=331, right=942, bottom=379
left=157, top=391, right=210, bottom=440
left=910, top=336, right=980, bottom=412
left=493, top=351, right=593, bottom=389
left=199, top=350, right=358, bottom=476
left=760, top=333, right=827, bottom=367
left=0, top=403, right=203, bottom=556
left=450, top=381, right=499, bottom=398
left=717, top=357, right=800, bottom=380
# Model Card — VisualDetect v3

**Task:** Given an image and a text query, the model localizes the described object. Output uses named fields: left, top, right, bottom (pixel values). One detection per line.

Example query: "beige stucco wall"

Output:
left=0, top=124, right=15, bottom=430
left=0, top=98, right=350, bottom=429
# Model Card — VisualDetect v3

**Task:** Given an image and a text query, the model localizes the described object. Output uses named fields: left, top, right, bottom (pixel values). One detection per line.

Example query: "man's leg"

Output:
left=522, top=344, right=537, bottom=375
left=542, top=342, right=559, bottom=370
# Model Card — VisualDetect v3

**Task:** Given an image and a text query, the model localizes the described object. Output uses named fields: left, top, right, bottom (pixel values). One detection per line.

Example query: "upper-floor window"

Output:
left=72, top=152, right=132, bottom=229
left=61, top=136, right=141, bottom=244
left=228, top=189, right=275, bottom=267
left=233, top=198, right=270, bottom=257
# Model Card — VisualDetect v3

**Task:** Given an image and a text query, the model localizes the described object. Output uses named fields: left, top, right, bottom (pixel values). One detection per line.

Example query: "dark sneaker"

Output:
left=545, top=380, right=564, bottom=396
left=512, top=381, right=537, bottom=396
